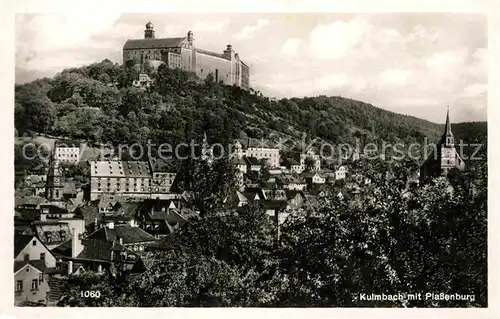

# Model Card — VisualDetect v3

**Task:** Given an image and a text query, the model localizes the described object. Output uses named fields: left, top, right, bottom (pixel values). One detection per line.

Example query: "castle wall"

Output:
left=194, top=52, right=233, bottom=85
left=241, top=63, right=250, bottom=90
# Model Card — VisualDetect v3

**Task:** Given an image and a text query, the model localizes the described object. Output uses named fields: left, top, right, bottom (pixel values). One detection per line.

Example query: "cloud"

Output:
left=426, top=49, right=469, bottom=69
left=234, top=19, right=270, bottom=39
left=162, top=24, right=185, bottom=37
left=308, top=17, right=370, bottom=59
left=459, top=83, right=487, bottom=98
left=280, top=38, right=302, bottom=56
left=315, top=73, right=350, bottom=90
left=191, top=20, right=229, bottom=33
left=377, top=69, right=411, bottom=87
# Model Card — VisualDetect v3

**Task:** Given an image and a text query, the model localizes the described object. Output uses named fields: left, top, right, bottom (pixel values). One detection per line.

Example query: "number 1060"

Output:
left=81, top=290, right=101, bottom=298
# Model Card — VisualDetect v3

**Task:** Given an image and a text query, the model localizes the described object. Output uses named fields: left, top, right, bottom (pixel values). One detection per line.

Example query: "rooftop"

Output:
left=90, top=160, right=151, bottom=177
left=87, top=225, right=158, bottom=244
left=123, top=37, right=186, bottom=50
left=14, top=234, right=34, bottom=257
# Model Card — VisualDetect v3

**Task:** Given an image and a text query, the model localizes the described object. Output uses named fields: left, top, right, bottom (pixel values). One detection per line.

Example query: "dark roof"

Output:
left=87, top=225, right=157, bottom=244
left=16, top=209, right=40, bottom=222
left=108, top=202, right=141, bottom=220
left=14, top=260, right=50, bottom=273
left=196, top=48, right=226, bottom=60
left=14, top=234, right=34, bottom=257
left=54, top=140, right=80, bottom=148
left=123, top=37, right=186, bottom=50
left=76, top=239, right=128, bottom=262
left=285, top=190, right=304, bottom=200
left=149, top=157, right=176, bottom=172
left=16, top=196, right=47, bottom=207
left=261, top=200, right=288, bottom=210
left=62, top=182, right=77, bottom=194
left=283, top=158, right=300, bottom=166
left=231, top=157, right=247, bottom=166
left=75, top=206, right=100, bottom=226
left=245, top=156, right=262, bottom=166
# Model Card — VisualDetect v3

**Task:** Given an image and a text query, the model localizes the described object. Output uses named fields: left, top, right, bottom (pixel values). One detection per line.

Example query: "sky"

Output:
left=15, top=13, right=487, bottom=123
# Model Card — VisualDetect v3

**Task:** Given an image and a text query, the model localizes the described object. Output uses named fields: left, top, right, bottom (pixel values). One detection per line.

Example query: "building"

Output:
left=53, top=143, right=80, bottom=164
left=14, top=234, right=57, bottom=306
left=304, top=172, right=326, bottom=188
left=14, top=260, right=52, bottom=305
left=123, top=22, right=250, bottom=90
left=132, top=73, right=154, bottom=89
left=420, top=109, right=466, bottom=181
left=335, top=165, right=349, bottom=180
left=14, top=234, right=57, bottom=268
left=149, top=158, right=177, bottom=199
left=46, top=161, right=64, bottom=200
left=90, top=160, right=179, bottom=201
left=234, top=139, right=281, bottom=168
left=86, top=223, right=158, bottom=252
left=245, top=157, right=262, bottom=172
left=89, top=160, right=152, bottom=201
left=282, top=158, right=302, bottom=174
left=299, top=149, right=321, bottom=172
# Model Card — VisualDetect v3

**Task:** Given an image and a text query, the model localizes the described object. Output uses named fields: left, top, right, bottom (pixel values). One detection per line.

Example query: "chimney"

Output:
left=68, top=260, right=73, bottom=275
left=71, top=228, right=83, bottom=258
left=119, top=237, right=123, bottom=245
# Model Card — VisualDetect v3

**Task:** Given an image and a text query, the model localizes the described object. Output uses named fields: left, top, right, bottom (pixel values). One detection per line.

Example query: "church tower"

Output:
left=420, top=107, right=465, bottom=182
left=439, top=108, right=463, bottom=173
left=144, top=21, right=155, bottom=39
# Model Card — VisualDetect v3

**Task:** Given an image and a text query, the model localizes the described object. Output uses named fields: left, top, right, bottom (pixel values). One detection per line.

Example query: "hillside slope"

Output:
left=14, top=59, right=486, bottom=159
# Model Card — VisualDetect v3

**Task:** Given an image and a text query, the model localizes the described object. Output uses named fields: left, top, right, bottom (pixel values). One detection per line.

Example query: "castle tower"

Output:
left=187, top=31, right=194, bottom=46
left=144, top=21, right=155, bottom=39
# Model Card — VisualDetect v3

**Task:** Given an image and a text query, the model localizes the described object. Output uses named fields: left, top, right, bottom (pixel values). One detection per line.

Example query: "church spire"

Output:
left=444, top=106, right=453, bottom=137
left=441, top=106, right=454, bottom=147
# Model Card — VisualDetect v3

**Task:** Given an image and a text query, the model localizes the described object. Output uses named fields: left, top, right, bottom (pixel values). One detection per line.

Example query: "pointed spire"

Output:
left=444, top=106, right=453, bottom=136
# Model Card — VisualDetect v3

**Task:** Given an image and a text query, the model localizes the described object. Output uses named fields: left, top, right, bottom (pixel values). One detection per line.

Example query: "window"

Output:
left=31, top=279, right=38, bottom=290
left=39, top=273, right=44, bottom=283
left=40, top=253, right=45, bottom=261
left=32, top=240, right=37, bottom=246
left=16, top=280, right=23, bottom=292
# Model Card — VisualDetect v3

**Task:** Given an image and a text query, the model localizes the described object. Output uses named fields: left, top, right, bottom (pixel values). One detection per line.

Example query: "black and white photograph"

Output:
left=2, top=0, right=495, bottom=314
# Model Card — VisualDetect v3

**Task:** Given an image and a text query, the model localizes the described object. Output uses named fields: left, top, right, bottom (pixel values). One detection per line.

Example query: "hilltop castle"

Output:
left=420, top=109, right=465, bottom=181
left=122, top=21, right=250, bottom=90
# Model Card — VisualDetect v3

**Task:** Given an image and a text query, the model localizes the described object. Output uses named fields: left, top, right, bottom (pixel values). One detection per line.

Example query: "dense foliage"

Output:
left=15, top=59, right=485, bottom=152
left=57, top=155, right=487, bottom=307
left=15, top=59, right=487, bottom=308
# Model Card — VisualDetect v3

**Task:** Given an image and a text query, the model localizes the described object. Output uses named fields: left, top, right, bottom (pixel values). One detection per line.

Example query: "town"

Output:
left=13, top=17, right=487, bottom=308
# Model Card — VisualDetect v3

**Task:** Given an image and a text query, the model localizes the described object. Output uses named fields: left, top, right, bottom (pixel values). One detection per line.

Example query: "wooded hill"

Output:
left=14, top=59, right=487, bottom=158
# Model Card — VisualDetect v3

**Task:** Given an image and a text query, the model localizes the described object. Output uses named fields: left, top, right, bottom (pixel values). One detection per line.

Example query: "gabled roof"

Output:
left=14, top=234, right=34, bottom=257
left=16, top=196, right=47, bottom=207
left=87, top=225, right=157, bottom=244
left=283, top=158, right=300, bottom=166
left=76, top=239, right=130, bottom=263
left=245, top=156, right=262, bottom=166
left=62, top=182, right=77, bottom=194
left=123, top=37, right=186, bottom=50
left=14, top=260, right=51, bottom=274
left=75, top=205, right=100, bottom=226
left=261, top=200, right=288, bottom=210
left=149, top=157, right=176, bottom=172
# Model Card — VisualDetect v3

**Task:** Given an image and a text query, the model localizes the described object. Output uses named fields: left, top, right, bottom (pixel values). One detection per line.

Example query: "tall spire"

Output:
left=441, top=106, right=455, bottom=147
left=444, top=106, right=453, bottom=137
